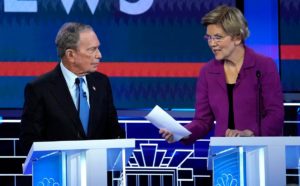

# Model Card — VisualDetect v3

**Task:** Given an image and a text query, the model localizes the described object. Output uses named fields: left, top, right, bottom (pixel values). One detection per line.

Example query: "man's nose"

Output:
left=96, top=48, right=102, bottom=59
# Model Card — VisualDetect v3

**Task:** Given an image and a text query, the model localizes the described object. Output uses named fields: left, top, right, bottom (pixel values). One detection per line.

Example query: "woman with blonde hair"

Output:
left=160, top=5, right=284, bottom=144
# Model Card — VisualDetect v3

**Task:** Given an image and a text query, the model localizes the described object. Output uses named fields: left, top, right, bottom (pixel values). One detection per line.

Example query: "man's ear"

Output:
left=64, top=49, right=76, bottom=63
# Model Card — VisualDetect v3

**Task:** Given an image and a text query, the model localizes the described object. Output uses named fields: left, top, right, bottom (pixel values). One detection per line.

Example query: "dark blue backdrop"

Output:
left=0, top=0, right=235, bottom=108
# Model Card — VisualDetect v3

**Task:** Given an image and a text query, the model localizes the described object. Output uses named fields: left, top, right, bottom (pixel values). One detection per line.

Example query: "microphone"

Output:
left=256, top=70, right=261, bottom=79
left=256, top=70, right=262, bottom=136
left=83, top=91, right=87, bottom=98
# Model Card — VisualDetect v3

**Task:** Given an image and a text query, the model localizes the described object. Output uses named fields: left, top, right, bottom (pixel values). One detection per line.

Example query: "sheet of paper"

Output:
left=145, top=105, right=191, bottom=141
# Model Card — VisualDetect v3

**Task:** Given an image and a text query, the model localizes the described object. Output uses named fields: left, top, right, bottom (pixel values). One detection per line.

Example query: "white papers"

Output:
left=145, top=105, right=191, bottom=141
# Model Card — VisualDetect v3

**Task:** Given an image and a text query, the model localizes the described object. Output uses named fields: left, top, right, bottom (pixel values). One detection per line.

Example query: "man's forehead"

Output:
left=78, top=30, right=100, bottom=44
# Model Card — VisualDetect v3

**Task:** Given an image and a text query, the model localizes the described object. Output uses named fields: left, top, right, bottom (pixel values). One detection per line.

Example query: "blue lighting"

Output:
left=244, top=0, right=279, bottom=70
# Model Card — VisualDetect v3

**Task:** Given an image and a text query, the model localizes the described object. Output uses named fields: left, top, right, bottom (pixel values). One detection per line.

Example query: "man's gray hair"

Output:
left=55, top=22, right=93, bottom=58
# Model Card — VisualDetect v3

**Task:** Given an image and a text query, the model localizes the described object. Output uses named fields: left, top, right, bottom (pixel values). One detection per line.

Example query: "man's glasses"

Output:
left=204, top=34, right=227, bottom=43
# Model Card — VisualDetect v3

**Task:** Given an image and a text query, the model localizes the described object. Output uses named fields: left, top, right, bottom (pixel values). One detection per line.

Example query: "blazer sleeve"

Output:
left=260, top=60, right=284, bottom=136
left=181, top=66, right=215, bottom=144
left=19, top=83, right=46, bottom=155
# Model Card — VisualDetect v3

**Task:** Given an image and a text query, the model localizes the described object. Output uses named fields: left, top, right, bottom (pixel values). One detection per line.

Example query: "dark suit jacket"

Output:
left=20, top=64, right=124, bottom=154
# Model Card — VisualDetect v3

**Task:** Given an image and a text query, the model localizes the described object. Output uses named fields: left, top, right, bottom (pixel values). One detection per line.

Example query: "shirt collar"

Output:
left=60, top=62, right=87, bottom=88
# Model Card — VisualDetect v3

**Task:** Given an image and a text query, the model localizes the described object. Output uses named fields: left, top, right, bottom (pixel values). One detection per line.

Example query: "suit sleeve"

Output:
left=19, top=83, right=46, bottom=155
left=260, top=60, right=284, bottom=136
left=105, top=78, right=125, bottom=139
left=181, top=66, right=215, bottom=144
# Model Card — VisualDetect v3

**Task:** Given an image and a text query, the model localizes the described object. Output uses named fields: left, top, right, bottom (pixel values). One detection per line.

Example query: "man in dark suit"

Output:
left=20, top=22, right=125, bottom=155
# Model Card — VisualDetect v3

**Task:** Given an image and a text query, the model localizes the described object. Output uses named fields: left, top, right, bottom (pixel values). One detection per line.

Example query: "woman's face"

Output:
left=205, top=24, right=241, bottom=61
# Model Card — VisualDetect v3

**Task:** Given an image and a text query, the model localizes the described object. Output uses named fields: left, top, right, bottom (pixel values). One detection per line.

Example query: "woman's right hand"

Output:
left=159, top=128, right=175, bottom=143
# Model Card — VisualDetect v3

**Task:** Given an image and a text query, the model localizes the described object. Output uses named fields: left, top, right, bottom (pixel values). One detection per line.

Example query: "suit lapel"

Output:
left=86, top=74, right=98, bottom=136
left=49, top=65, right=86, bottom=136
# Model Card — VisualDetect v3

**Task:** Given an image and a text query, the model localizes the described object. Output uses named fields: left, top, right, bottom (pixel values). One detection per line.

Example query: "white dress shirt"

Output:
left=60, top=62, right=90, bottom=109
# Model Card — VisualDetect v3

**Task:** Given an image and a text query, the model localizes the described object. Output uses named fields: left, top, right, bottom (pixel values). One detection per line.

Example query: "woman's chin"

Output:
left=214, top=55, right=223, bottom=61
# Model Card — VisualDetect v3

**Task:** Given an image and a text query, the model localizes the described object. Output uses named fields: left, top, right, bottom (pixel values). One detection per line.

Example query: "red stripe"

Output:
left=280, top=45, right=300, bottom=60
left=0, top=45, right=298, bottom=77
left=0, top=62, right=204, bottom=77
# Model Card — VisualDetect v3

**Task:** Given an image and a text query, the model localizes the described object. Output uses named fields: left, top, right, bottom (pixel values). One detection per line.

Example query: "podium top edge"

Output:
left=23, top=139, right=136, bottom=175
left=31, top=138, right=136, bottom=152
left=209, top=137, right=300, bottom=146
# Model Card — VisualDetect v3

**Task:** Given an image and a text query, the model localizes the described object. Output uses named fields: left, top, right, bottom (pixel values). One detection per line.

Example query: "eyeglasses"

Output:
left=204, top=34, right=227, bottom=43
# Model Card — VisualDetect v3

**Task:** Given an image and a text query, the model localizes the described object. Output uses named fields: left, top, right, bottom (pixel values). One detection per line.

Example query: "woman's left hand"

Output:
left=225, top=129, right=254, bottom=137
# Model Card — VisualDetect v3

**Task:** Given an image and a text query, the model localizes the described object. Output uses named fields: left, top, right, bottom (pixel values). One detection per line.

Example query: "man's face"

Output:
left=72, top=30, right=101, bottom=76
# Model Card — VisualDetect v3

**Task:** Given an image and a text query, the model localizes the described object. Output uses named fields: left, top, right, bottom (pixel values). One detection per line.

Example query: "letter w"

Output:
left=61, top=0, right=99, bottom=14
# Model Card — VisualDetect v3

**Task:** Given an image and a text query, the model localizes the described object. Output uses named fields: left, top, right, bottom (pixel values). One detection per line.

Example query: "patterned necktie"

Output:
left=75, top=77, right=89, bottom=135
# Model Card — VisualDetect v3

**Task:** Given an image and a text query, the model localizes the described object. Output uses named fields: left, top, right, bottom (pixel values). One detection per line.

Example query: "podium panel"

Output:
left=23, top=139, right=135, bottom=186
left=32, top=152, right=65, bottom=185
left=212, top=147, right=245, bottom=186
left=208, top=137, right=300, bottom=186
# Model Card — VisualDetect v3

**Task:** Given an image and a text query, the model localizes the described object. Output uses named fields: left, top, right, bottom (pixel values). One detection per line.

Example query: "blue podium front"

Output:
left=32, top=152, right=65, bottom=185
left=212, top=147, right=246, bottom=186
left=23, top=139, right=135, bottom=186
left=208, top=137, right=300, bottom=186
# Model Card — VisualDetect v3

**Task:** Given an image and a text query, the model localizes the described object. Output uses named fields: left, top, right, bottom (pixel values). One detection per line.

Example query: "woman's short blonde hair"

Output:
left=201, top=5, right=250, bottom=42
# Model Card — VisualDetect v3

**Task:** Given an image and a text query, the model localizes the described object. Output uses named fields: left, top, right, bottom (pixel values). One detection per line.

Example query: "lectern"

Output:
left=23, top=139, right=135, bottom=186
left=208, top=137, right=300, bottom=186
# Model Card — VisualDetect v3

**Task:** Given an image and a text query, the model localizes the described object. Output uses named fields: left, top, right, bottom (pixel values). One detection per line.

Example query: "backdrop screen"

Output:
left=0, top=0, right=235, bottom=109
left=280, top=0, right=300, bottom=93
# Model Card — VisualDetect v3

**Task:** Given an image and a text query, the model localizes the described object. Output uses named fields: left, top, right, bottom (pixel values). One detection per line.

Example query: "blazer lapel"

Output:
left=209, top=60, right=227, bottom=92
left=235, top=46, right=256, bottom=87
left=49, top=65, right=86, bottom=136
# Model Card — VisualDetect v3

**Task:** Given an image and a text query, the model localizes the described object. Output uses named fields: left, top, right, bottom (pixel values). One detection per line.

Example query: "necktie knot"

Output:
left=75, top=77, right=84, bottom=86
